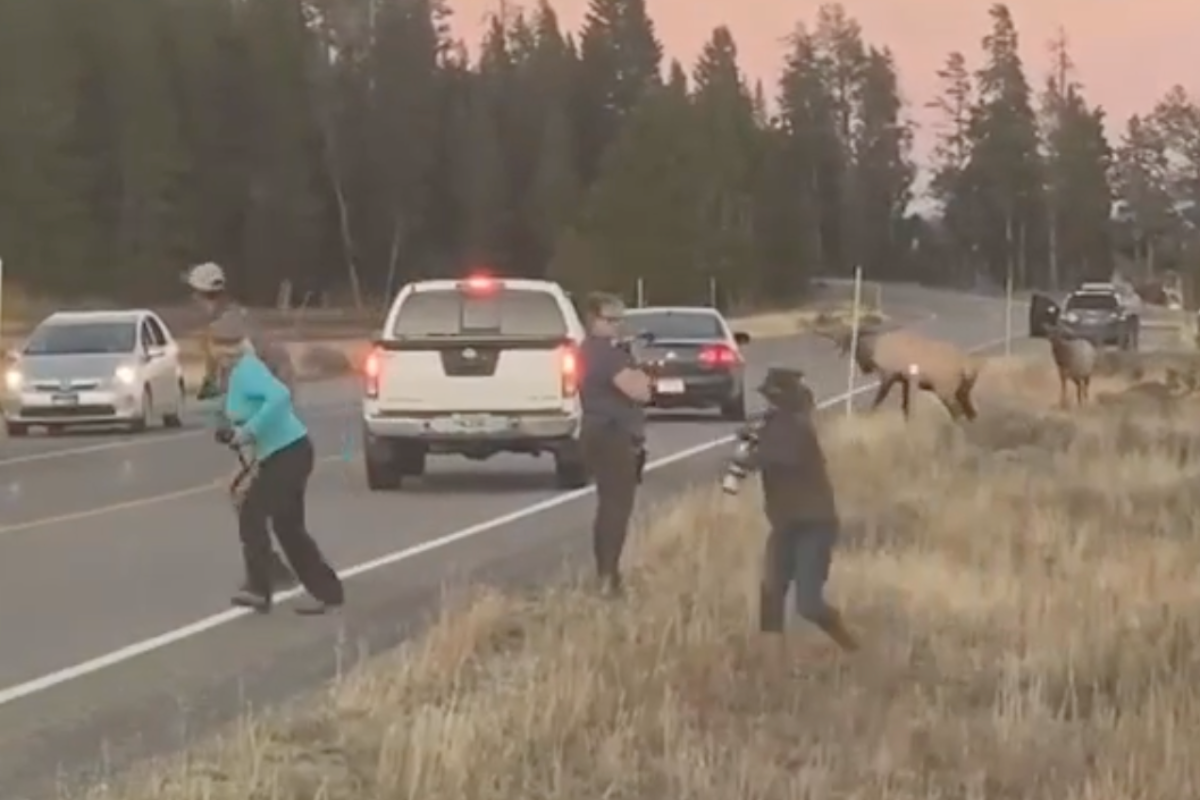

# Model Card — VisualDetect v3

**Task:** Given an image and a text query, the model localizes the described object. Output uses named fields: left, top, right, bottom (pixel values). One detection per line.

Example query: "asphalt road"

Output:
left=0, top=284, right=1018, bottom=797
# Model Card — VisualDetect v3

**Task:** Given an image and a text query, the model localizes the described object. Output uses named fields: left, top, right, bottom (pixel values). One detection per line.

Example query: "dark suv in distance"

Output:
left=1029, top=283, right=1140, bottom=350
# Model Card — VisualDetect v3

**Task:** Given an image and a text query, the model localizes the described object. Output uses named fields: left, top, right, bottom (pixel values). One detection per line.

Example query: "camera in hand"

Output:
left=721, top=417, right=763, bottom=495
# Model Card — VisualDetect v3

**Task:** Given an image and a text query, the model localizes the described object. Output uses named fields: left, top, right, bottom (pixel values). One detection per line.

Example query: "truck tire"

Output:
left=553, top=442, right=588, bottom=490
left=365, top=452, right=402, bottom=491
left=363, top=432, right=425, bottom=491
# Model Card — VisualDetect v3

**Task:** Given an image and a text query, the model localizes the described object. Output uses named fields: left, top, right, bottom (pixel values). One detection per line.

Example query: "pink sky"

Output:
left=450, top=0, right=1199, bottom=163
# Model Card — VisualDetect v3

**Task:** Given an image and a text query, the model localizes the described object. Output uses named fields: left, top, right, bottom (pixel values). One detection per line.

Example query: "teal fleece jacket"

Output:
left=223, top=352, right=307, bottom=460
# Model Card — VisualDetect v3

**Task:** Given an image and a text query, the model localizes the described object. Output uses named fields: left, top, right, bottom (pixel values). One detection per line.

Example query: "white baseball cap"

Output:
left=183, top=262, right=226, bottom=293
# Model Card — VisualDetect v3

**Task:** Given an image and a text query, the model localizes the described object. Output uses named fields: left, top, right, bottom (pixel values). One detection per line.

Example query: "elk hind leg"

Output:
left=954, top=381, right=978, bottom=421
left=871, top=375, right=897, bottom=412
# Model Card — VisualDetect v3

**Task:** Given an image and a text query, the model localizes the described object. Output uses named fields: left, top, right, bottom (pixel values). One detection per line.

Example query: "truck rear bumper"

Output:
left=363, top=412, right=579, bottom=443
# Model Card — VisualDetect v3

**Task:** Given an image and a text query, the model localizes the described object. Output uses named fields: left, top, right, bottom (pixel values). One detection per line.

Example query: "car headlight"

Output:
left=114, top=365, right=137, bottom=385
left=1062, top=312, right=1079, bottom=323
left=4, top=368, right=21, bottom=391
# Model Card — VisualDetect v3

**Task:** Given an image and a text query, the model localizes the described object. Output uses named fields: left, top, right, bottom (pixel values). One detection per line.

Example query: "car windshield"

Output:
left=392, top=288, right=568, bottom=337
left=621, top=311, right=724, bottom=340
left=23, top=321, right=137, bottom=355
left=1066, top=293, right=1118, bottom=311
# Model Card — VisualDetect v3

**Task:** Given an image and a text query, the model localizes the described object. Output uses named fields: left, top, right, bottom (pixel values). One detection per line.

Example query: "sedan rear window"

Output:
left=23, top=322, right=137, bottom=355
left=392, top=288, right=568, bottom=338
left=621, top=311, right=724, bottom=340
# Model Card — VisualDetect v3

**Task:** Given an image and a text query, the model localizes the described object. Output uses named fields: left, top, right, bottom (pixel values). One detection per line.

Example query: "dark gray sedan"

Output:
left=620, top=306, right=750, bottom=421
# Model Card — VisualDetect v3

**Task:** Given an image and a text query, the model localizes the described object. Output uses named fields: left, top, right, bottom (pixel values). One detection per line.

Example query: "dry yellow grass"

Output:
left=88, top=348, right=1200, bottom=800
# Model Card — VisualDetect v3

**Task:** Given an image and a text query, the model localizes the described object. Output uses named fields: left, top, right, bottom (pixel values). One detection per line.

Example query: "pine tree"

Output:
left=961, top=3, right=1045, bottom=288
left=776, top=23, right=840, bottom=276
left=234, top=0, right=330, bottom=303
left=926, top=50, right=977, bottom=279
left=525, top=2, right=582, bottom=273
left=0, top=0, right=103, bottom=294
left=1150, top=87, right=1200, bottom=208
left=1040, top=29, right=1113, bottom=286
left=691, top=26, right=761, bottom=306
left=567, top=80, right=701, bottom=302
left=361, top=0, right=452, bottom=288
left=1112, top=115, right=1174, bottom=272
left=852, top=46, right=914, bottom=280
left=89, top=0, right=195, bottom=296
left=574, top=0, right=663, bottom=183
left=813, top=3, right=865, bottom=272
left=163, top=0, right=256, bottom=277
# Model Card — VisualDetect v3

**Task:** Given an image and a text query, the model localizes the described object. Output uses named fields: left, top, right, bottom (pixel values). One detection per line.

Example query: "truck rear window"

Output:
left=392, top=288, right=568, bottom=338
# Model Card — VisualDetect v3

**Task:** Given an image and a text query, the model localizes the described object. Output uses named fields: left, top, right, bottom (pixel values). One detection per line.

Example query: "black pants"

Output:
left=238, top=437, right=343, bottom=604
left=581, top=425, right=640, bottom=587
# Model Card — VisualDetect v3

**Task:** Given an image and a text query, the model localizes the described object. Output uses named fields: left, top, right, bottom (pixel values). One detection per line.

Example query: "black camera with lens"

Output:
left=720, top=416, right=764, bottom=495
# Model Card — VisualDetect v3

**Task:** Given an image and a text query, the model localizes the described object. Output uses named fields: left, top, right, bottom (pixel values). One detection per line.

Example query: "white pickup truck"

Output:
left=360, top=275, right=588, bottom=490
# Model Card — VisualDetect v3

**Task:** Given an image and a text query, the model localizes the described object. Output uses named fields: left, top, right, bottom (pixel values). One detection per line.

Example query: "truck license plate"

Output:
left=655, top=379, right=685, bottom=394
left=51, top=392, right=79, bottom=406
left=431, top=415, right=506, bottom=434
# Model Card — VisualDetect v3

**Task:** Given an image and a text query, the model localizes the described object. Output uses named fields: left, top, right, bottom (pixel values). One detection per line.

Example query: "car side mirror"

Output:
left=733, top=331, right=751, bottom=345
left=144, top=345, right=165, bottom=361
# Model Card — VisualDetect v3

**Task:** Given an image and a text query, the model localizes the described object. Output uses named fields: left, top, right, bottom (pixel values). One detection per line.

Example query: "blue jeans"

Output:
left=759, top=520, right=836, bottom=633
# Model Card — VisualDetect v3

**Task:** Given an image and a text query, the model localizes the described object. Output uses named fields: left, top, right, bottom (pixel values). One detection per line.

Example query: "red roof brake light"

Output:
left=459, top=274, right=499, bottom=294
left=699, top=343, right=740, bottom=368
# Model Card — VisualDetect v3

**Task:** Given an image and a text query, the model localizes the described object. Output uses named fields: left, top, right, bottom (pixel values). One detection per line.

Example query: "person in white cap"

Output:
left=184, top=261, right=297, bottom=592
left=183, top=263, right=297, bottom=398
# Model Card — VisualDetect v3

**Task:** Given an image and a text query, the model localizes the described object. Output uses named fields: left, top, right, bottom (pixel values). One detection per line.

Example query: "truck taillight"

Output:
left=364, top=347, right=382, bottom=398
left=560, top=343, right=580, bottom=397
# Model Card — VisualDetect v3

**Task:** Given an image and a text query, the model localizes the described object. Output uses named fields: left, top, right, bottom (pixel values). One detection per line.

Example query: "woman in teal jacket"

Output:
left=210, top=317, right=344, bottom=615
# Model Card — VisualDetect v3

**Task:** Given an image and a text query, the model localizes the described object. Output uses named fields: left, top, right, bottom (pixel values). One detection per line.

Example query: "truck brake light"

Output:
left=364, top=347, right=382, bottom=398
left=560, top=342, right=580, bottom=397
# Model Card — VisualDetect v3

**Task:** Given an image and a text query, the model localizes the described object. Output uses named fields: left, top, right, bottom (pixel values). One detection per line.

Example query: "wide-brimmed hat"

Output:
left=756, top=367, right=812, bottom=409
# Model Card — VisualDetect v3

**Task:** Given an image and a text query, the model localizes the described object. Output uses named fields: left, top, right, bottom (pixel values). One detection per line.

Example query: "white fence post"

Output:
left=845, top=266, right=862, bottom=418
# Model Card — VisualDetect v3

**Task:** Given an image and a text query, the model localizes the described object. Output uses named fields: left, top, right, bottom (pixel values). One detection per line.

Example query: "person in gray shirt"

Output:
left=578, top=292, right=651, bottom=595
left=184, top=262, right=296, bottom=593
left=183, top=262, right=297, bottom=400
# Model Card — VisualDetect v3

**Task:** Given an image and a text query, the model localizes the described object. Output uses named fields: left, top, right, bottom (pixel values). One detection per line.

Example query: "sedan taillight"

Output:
left=699, top=344, right=740, bottom=367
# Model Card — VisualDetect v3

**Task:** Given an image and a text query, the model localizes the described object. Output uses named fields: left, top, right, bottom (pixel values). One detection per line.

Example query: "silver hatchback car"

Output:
left=2, top=310, right=187, bottom=436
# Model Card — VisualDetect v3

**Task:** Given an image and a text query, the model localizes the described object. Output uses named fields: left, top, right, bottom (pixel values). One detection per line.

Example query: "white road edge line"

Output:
left=0, top=334, right=1011, bottom=708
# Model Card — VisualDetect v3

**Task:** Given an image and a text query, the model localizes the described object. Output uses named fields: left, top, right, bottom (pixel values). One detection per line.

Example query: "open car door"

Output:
left=1029, top=292, right=1060, bottom=338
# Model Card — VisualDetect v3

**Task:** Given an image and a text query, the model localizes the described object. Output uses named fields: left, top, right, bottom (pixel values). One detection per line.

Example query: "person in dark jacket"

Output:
left=184, top=262, right=296, bottom=591
left=578, top=292, right=650, bottom=595
left=209, top=314, right=344, bottom=615
left=735, top=367, right=859, bottom=656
